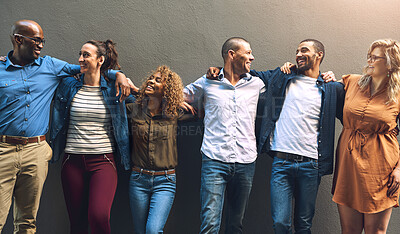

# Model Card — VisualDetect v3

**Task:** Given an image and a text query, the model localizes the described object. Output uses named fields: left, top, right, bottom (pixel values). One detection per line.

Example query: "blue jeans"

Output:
left=270, top=156, right=321, bottom=234
left=128, top=170, right=176, bottom=234
left=200, top=154, right=256, bottom=234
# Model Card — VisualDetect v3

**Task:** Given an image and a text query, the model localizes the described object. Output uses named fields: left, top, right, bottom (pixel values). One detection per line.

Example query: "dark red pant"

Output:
left=61, top=153, right=118, bottom=234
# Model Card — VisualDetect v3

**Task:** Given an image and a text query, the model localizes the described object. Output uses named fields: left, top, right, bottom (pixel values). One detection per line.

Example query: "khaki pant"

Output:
left=0, top=140, right=52, bottom=234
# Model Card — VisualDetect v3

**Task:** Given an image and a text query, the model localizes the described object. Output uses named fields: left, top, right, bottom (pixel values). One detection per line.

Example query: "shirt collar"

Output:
left=218, top=68, right=253, bottom=81
left=316, top=72, right=324, bottom=85
left=293, top=69, right=324, bottom=85
left=5, top=50, right=41, bottom=69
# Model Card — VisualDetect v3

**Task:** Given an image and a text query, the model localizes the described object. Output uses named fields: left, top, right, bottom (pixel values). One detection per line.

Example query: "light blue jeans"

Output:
left=128, top=170, right=176, bottom=234
left=200, top=154, right=256, bottom=234
left=270, top=156, right=321, bottom=234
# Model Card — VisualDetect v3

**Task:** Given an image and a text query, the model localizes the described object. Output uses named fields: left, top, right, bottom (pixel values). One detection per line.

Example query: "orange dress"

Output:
left=332, top=74, right=400, bottom=213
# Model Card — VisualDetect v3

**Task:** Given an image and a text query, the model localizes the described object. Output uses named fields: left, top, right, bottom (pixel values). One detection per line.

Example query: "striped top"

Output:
left=64, top=85, right=115, bottom=154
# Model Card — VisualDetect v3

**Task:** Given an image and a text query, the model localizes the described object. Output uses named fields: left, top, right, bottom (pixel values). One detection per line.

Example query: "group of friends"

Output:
left=0, top=19, right=400, bottom=234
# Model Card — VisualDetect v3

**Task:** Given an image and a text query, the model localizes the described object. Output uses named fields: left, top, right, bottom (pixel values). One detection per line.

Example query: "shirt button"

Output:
left=25, top=118, right=28, bottom=121
left=21, top=131, right=25, bottom=135
left=24, top=79, right=27, bottom=81
left=27, top=91, right=30, bottom=94
left=27, top=104, right=30, bottom=107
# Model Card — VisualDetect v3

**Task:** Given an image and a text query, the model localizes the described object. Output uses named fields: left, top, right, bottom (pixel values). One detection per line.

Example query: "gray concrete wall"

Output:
left=1, top=0, right=400, bottom=233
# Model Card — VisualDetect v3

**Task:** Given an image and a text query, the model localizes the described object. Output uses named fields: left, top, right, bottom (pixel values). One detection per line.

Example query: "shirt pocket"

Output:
left=154, top=121, right=170, bottom=140
left=131, top=119, right=148, bottom=141
left=0, top=79, right=18, bottom=88
left=0, top=79, right=18, bottom=101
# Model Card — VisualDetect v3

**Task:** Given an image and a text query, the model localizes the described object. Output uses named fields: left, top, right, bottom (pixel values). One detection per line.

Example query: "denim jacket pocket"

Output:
left=54, top=93, right=68, bottom=110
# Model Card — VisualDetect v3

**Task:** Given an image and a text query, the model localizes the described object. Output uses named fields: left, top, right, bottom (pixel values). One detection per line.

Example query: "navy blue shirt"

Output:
left=251, top=67, right=345, bottom=176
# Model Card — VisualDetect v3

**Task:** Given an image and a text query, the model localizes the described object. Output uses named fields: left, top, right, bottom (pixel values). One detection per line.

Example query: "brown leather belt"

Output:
left=271, top=151, right=316, bottom=162
left=132, top=166, right=175, bottom=176
left=0, top=135, right=46, bottom=145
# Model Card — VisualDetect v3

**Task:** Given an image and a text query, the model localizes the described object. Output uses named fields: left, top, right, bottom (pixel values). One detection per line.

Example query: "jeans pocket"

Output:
left=165, top=173, right=176, bottom=184
left=272, top=156, right=286, bottom=166
left=311, top=160, right=319, bottom=170
left=104, top=154, right=116, bottom=170
left=130, top=171, right=142, bottom=181
left=61, top=154, right=70, bottom=169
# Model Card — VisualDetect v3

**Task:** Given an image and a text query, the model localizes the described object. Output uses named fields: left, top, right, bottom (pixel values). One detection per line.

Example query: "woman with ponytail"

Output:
left=332, top=39, right=400, bottom=233
left=50, top=40, right=130, bottom=234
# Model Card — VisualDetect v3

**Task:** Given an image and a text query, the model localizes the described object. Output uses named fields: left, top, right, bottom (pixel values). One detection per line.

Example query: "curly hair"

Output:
left=359, top=39, right=400, bottom=103
left=136, top=65, right=183, bottom=118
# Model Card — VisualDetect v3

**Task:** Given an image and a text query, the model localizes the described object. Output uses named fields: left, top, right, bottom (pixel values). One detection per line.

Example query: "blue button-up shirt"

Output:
left=251, top=67, right=345, bottom=176
left=0, top=51, right=81, bottom=137
left=0, top=51, right=119, bottom=137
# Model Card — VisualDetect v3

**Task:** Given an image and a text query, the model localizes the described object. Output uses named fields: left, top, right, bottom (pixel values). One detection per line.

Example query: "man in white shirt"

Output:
left=184, top=37, right=265, bottom=234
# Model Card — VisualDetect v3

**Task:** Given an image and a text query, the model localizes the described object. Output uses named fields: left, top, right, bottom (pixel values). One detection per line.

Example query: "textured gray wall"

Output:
left=1, top=0, right=400, bottom=233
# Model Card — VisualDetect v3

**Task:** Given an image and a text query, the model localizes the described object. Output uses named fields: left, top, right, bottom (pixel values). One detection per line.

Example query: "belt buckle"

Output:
left=21, top=137, right=29, bottom=145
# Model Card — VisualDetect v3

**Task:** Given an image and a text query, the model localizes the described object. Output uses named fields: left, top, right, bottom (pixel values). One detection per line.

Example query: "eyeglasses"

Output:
left=367, top=54, right=386, bottom=62
left=14, top=34, right=45, bottom=46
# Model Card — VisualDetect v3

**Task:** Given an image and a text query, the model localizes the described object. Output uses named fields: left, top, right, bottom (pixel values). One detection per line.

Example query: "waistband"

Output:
left=132, top=166, right=175, bottom=176
left=271, top=151, right=317, bottom=162
left=0, top=135, right=46, bottom=145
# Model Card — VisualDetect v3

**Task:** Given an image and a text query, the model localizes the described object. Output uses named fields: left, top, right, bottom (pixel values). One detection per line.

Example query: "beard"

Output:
left=297, top=54, right=316, bottom=73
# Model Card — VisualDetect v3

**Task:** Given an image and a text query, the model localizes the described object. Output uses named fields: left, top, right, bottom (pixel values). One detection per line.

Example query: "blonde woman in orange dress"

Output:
left=332, top=39, right=400, bottom=234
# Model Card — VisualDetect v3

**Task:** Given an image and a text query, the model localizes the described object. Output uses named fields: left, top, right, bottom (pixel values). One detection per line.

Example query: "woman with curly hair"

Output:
left=332, top=39, right=400, bottom=233
left=126, top=65, right=189, bottom=234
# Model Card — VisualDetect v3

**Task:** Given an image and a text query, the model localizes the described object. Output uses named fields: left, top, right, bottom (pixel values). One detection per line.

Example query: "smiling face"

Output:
left=144, top=72, right=165, bottom=98
left=17, top=24, right=44, bottom=63
left=231, top=41, right=254, bottom=75
left=366, top=47, right=389, bottom=78
left=296, top=41, right=320, bottom=73
left=78, top=43, right=103, bottom=74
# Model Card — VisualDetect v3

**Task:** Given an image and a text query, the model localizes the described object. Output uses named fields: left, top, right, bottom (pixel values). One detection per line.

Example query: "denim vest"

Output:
left=251, top=67, right=345, bottom=177
left=49, top=75, right=131, bottom=170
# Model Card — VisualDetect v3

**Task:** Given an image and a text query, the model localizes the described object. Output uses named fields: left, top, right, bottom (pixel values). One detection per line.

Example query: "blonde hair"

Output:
left=136, top=65, right=183, bottom=118
left=359, top=39, right=400, bottom=103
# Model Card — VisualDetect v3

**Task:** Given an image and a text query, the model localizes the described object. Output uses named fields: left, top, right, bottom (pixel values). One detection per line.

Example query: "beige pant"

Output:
left=0, top=140, right=52, bottom=234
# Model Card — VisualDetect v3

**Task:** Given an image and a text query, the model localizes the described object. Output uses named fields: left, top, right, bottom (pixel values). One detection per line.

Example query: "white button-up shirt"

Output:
left=184, top=69, right=265, bottom=163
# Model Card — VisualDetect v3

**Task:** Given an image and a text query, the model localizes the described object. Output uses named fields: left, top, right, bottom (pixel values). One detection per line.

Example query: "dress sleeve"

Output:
left=341, top=74, right=352, bottom=91
left=342, top=74, right=362, bottom=91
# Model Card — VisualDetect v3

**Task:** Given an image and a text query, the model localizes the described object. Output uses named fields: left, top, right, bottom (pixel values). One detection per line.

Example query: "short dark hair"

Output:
left=300, top=39, right=325, bottom=64
left=221, top=37, right=249, bottom=60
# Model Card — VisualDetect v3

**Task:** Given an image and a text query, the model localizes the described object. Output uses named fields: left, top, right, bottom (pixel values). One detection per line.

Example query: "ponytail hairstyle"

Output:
left=85, top=39, right=121, bottom=78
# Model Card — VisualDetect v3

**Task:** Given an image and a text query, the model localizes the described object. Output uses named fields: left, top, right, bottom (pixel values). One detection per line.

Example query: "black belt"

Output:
left=272, top=151, right=316, bottom=162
